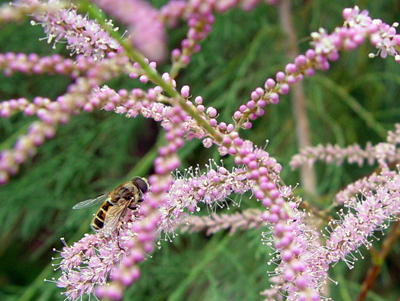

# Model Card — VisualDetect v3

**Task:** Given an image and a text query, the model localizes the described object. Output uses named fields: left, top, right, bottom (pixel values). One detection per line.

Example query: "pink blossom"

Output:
left=1, top=2, right=400, bottom=301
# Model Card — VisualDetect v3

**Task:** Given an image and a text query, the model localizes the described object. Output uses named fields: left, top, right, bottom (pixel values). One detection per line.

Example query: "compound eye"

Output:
left=132, top=177, right=149, bottom=193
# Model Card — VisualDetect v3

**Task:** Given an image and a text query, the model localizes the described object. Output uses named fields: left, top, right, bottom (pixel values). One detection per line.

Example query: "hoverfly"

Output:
left=73, top=177, right=150, bottom=237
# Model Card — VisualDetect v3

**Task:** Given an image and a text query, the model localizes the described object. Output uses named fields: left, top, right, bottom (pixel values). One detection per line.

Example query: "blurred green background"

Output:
left=0, top=0, right=400, bottom=300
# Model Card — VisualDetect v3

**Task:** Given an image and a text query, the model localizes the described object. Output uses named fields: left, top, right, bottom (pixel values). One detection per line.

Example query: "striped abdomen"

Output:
left=90, top=199, right=113, bottom=231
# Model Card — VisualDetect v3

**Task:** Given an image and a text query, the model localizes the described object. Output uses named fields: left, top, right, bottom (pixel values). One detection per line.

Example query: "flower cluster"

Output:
left=325, top=168, right=400, bottom=267
left=160, top=162, right=253, bottom=235
left=1, top=1, right=400, bottom=301
left=52, top=162, right=253, bottom=299
left=0, top=54, right=133, bottom=182
left=28, top=0, right=122, bottom=60
left=260, top=204, right=326, bottom=301
left=289, top=121, right=400, bottom=171
left=289, top=141, right=399, bottom=169
left=181, top=208, right=265, bottom=235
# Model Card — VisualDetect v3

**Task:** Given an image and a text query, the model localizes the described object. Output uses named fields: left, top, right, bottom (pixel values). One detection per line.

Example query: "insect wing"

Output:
left=72, top=194, right=108, bottom=209
left=103, top=200, right=130, bottom=237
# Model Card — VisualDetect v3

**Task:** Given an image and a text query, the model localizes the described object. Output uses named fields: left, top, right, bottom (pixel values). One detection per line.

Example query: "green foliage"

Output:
left=1, top=0, right=400, bottom=300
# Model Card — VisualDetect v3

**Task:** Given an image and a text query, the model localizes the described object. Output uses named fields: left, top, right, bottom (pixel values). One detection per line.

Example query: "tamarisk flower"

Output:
left=260, top=168, right=400, bottom=300
left=96, top=67, right=333, bottom=299
left=181, top=208, right=265, bottom=235
left=0, top=54, right=139, bottom=184
left=343, top=6, right=400, bottom=61
left=289, top=124, right=400, bottom=170
left=325, top=168, right=400, bottom=267
left=2, top=2, right=400, bottom=300
left=227, top=6, right=400, bottom=136
left=290, top=124, right=400, bottom=206
left=159, top=162, right=253, bottom=235
left=53, top=161, right=255, bottom=299
left=289, top=141, right=398, bottom=169
left=0, top=76, right=96, bottom=183
left=0, top=0, right=167, bottom=185
left=209, top=131, right=325, bottom=299
left=52, top=234, right=120, bottom=300
left=53, top=135, right=324, bottom=300
left=261, top=201, right=327, bottom=301
left=2, top=1, right=397, bottom=183
left=25, top=0, right=122, bottom=60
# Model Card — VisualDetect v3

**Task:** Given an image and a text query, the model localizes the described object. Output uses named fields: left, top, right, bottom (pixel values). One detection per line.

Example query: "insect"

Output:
left=73, top=177, right=150, bottom=237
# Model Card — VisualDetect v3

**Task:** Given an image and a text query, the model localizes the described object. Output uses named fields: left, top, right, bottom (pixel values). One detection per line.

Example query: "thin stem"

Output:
left=357, top=220, right=400, bottom=301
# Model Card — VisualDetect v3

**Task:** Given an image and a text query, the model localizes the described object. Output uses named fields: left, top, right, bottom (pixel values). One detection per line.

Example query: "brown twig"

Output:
left=357, top=220, right=400, bottom=301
